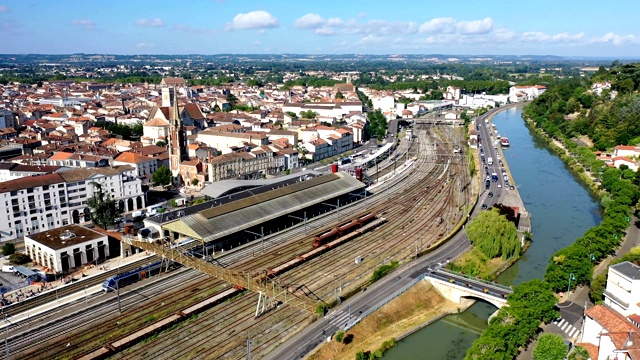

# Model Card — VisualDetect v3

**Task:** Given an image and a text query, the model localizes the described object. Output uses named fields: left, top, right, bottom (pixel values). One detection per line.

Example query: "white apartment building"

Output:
left=282, top=101, right=363, bottom=119
left=0, top=166, right=144, bottom=242
left=371, top=95, right=395, bottom=112
left=197, top=130, right=269, bottom=150
left=24, top=225, right=110, bottom=273
left=603, top=261, right=640, bottom=317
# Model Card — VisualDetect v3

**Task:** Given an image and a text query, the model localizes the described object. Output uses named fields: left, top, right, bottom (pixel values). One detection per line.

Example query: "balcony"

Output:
left=603, top=289, right=629, bottom=309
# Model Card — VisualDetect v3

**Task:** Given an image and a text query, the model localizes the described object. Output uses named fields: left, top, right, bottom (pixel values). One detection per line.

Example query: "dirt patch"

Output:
left=307, top=281, right=459, bottom=360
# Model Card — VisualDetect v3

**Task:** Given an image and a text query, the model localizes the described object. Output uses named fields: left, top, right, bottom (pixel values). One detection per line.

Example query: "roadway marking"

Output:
left=553, top=318, right=581, bottom=338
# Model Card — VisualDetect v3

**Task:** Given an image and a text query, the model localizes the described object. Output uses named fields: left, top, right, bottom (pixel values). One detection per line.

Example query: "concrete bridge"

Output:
left=426, top=268, right=512, bottom=308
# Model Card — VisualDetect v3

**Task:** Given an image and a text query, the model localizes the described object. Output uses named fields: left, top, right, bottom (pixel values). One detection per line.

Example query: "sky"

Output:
left=0, top=0, right=639, bottom=56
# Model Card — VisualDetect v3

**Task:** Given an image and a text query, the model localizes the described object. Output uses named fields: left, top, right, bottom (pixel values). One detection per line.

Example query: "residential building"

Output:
left=579, top=304, right=640, bottom=360
left=603, top=261, right=640, bottom=318
left=0, top=165, right=144, bottom=241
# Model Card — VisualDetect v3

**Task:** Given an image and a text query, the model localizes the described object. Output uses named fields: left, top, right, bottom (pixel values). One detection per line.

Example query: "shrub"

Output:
left=2, top=242, right=16, bottom=256
left=371, top=260, right=399, bottom=282
left=335, top=331, right=344, bottom=343
left=355, top=350, right=370, bottom=360
left=9, top=253, right=31, bottom=265
left=316, top=303, right=328, bottom=315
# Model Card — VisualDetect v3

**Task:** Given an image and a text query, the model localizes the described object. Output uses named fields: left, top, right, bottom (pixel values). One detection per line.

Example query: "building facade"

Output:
left=24, top=225, right=109, bottom=273
left=0, top=166, right=144, bottom=241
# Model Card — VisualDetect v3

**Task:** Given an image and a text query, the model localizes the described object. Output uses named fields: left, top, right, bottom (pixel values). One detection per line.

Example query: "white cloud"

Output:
left=456, top=17, right=493, bottom=35
left=521, top=31, right=585, bottom=43
left=0, top=5, right=9, bottom=12
left=136, top=43, right=155, bottom=48
left=315, top=27, right=337, bottom=36
left=226, top=10, right=279, bottom=31
left=357, top=12, right=367, bottom=19
left=71, top=19, right=96, bottom=31
left=327, top=18, right=344, bottom=27
left=135, top=18, right=164, bottom=27
left=355, top=35, right=387, bottom=46
left=419, top=17, right=456, bottom=34
left=294, top=13, right=324, bottom=29
left=590, top=32, right=639, bottom=45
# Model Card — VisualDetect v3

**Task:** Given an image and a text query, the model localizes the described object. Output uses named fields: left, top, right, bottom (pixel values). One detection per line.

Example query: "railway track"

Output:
left=114, top=124, right=468, bottom=359
left=11, top=273, right=226, bottom=360
left=1, top=255, right=160, bottom=318
left=18, top=124, right=471, bottom=360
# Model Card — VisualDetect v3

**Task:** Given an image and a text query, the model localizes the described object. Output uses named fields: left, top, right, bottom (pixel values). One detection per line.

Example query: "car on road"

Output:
left=510, top=186, right=515, bottom=190
left=488, top=192, right=494, bottom=198
left=497, top=184, right=502, bottom=188
left=481, top=204, right=488, bottom=209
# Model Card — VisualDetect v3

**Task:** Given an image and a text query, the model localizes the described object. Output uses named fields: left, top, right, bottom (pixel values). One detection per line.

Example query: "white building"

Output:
left=0, top=166, right=144, bottom=242
left=371, top=95, right=395, bottom=112
left=281, top=101, right=363, bottom=119
left=24, top=225, right=110, bottom=273
left=614, top=146, right=640, bottom=158
left=603, top=261, right=640, bottom=318
left=197, top=130, right=269, bottom=150
left=508, top=85, right=547, bottom=103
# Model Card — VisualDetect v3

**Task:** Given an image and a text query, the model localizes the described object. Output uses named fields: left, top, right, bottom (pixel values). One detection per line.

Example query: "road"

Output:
left=264, top=108, right=516, bottom=360
left=426, top=268, right=513, bottom=300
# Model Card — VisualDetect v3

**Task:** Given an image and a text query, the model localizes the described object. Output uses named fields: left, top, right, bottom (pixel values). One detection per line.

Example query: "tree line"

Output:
left=466, top=63, right=640, bottom=360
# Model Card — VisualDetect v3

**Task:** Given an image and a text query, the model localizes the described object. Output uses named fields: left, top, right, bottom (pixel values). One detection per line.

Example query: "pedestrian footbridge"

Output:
left=426, top=268, right=512, bottom=308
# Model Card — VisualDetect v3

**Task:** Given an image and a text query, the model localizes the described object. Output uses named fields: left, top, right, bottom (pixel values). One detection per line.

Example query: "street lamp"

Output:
left=567, top=273, right=576, bottom=299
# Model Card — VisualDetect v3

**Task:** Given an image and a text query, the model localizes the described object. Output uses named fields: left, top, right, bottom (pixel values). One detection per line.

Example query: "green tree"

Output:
left=2, top=242, right=16, bottom=256
left=156, top=141, right=166, bottom=147
left=335, top=91, right=344, bottom=99
left=226, top=93, right=239, bottom=107
left=300, top=110, right=317, bottom=119
left=191, top=178, right=199, bottom=186
left=465, top=209, right=521, bottom=260
left=532, top=333, right=567, bottom=360
left=568, top=346, right=590, bottom=360
left=87, top=182, right=119, bottom=229
left=589, top=272, right=608, bottom=304
left=507, top=279, right=559, bottom=324
left=152, top=165, right=172, bottom=186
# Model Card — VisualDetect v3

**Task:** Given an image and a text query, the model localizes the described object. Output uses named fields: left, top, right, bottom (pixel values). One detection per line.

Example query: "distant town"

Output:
left=0, top=54, right=619, bottom=243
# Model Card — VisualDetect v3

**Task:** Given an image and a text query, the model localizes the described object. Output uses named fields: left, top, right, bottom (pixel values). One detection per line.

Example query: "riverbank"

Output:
left=306, top=281, right=467, bottom=360
left=520, top=116, right=602, bottom=197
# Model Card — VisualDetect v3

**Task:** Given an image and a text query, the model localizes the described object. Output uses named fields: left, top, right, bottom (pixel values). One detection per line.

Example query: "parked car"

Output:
left=488, top=192, right=494, bottom=198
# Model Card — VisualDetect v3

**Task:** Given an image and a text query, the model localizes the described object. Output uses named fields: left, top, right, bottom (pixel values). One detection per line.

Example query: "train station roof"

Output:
left=200, top=169, right=322, bottom=199
left=162, top=172, right=365, bottom=242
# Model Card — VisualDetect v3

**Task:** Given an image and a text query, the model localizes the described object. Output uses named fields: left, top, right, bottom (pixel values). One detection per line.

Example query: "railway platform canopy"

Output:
left=200, top=169, right=322, bottom=199
left=162, top=172, right=366, bottom=243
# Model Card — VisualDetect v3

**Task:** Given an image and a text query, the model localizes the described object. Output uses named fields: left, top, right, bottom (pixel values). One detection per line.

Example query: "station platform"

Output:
left=0, top=251, right=153, bottom=317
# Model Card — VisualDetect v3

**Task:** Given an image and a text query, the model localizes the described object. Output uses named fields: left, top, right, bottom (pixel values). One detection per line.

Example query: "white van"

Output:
left=2, top=265, right=15, bottom=273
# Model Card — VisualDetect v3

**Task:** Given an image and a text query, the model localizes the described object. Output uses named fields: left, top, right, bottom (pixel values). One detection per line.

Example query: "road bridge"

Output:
left=426, top=268, right=512, bottom=308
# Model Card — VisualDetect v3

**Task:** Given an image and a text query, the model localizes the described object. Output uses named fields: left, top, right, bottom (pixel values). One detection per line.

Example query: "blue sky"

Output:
left=0, top=0, right=638, bottom=56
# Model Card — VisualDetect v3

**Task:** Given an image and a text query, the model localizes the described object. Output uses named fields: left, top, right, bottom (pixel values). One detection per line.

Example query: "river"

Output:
left=384, top=106, right=602, bottom=359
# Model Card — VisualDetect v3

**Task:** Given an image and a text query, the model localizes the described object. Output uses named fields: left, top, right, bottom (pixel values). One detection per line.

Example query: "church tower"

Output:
left=167, top=87, right=187, bottom=179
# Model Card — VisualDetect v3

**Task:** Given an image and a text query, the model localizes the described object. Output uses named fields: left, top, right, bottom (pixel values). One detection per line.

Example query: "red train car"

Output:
left=313, top=228, right=339, bottom=247
left=357, top=211, right=377, bottom=225
left=337, top=220, right=360, bottom=235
